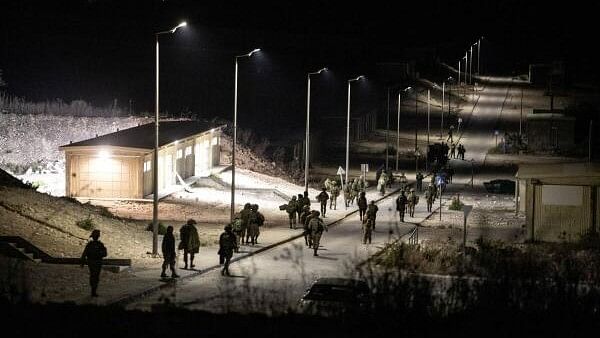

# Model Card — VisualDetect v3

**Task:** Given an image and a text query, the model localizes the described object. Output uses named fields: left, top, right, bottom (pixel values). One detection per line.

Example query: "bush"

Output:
left=448, top=196, right=464, bottom=211
left=76, top=217, right=95, bottom=231
left=146, top=222, right=167, bottom=235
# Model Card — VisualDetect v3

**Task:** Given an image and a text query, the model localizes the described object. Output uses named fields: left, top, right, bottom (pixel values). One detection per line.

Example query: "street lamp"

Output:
left=396, top=86, right=412, bottom=171
left=152, top=21, right=187, bottom=256
left=345, top=75, right=365, bottom=184
left=304, top=67, right=327, bottom=191
left=231, top=48, right=260, bottom=222
left=469, top=45, right=473, bottom=84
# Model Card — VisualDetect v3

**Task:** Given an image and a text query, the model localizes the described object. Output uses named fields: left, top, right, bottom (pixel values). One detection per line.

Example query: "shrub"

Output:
left=448, top=196, right=464, bottom=211
left=146, top=222, right=167, bottom=235
left=76, top=217, right=95, bottom=231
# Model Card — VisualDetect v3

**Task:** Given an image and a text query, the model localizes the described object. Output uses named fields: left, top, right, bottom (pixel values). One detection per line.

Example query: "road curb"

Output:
left=109, top=184, right=410, bottom=307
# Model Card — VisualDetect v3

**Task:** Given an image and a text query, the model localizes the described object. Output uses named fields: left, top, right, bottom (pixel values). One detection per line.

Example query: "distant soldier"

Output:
left=450, top=142, right=456, bottom=158
left=362, top=218, right=374, bottom=244
left=299, top=205, right=313, bottom=247
left=309, top=211, right=327, bottom=256
left=80, top=229, right=107, bottom=297
left=416, top=171, right=424, bottom=192
left=366, top=201, right=379, bottom=230
left=447, top=125, right=454, bottom=143
left=351, top=178, right=360, bottom=204
left=239, top=203, right=253, bottom=245
left=447, top=166, right=455, bottom=183
left=160, top=225, right=179, bottom=278
left=218, top=224, right=238, bottom=276
left=357, top=191, right=368, bottom=221
left=396, top=191, right=408, bottom=222
left=358, top=175, right=368, bottom=193
left=398, top=172, right=408, bottom=191
left=407, top=188, right=418, bottom=218
left=231, top=215, right=243, bottom=253
left=286, top=195, right=298, bottom=229
left=179, top=219, right=200, bottom=269
left=317, top=187, right=330, bottom=217
left=343, top=182, right=352, bottom=207
left=302, top=191, right=311, bottom=210
left=427, top=180, right=438, bottom=201
left=330, top=181, right=340, bottom=210
left=425, top=185, right=434, bottom=212
left=377, top=172, right=387, bottom=196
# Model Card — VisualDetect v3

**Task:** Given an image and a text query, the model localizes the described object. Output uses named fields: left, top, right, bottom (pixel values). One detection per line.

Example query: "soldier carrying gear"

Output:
left=287, top=195, right=298, bottom=229
left=407, top=188, right=418, bottom=218
left=299, top=205, right=313, bottom=247
left=366, top=201, right=379, bottom=230
left=304, top=209, right=317, bottom=248
left=317, top=187, right=329, bottom=217
left=351, top=178, right=360, bottom=204
left=377, top=171, right=388, bottom=196
left=357, top=191, right=368, bottom=221
left=80, top=229, right=107, bottom=297
left=450, top=142, right=456, bottom=158
left=231, top=216, right=243, bottom=252
left=396, top=191, right=408, bottom=222
left=161, top=225, right=179, bottom=278
left=398, top=172, right=408, bottom=191
left=308, top=211, right=327, bottom=256
left=246, top=204, right=264, bottom=246
left=239, top=203, right=253, bottom=245
left=344, top=183, right=352, bottom=207
left=302, top=191, right=311, bottom=210
left=330, top=181, right=340, bottom=210
left=218, top=224, right=238, bottom=276
left=362, top=218, right=374, bottom=244
left=179, top=219, right=200, bottom=269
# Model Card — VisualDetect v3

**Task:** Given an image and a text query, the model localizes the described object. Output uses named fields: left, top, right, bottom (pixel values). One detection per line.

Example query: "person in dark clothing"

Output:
left=179, top=219, right=200, bottom=269
left=80, top=229, right=107, bottom=297
left=161, top=226, right=179, bottom=278
left=317, top=187, right=329, bottom=217
left=218, top=224, right=238, bottom=276
left=416, top=171, right=424, bottom=192
left=396, top=191, right=408, bottom=222
left=357, top=191, right=368, bottom=221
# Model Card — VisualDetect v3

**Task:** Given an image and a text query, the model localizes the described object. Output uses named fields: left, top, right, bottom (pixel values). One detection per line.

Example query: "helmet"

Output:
left=187, top=218, right=197, bottom=225
left=225, top=224, right=232, bottom=230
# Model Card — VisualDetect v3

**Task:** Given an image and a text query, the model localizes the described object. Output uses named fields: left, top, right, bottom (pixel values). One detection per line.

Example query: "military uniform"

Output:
left=425, top=188, right=434, bottom=212
left=366, top=202, right=379, bottom=230
left=362, top=218, right=374, bottom=244
left=416, top=172, right=424, bottom=192
left=317, top=188, right=329, bottom=217
left=308, top=212, right=326, bottom=256
left=407, top=189, right=418, bottom=217
left=179, top=219, right=200, bottom=269
left=218, top=225, right=238, bottom=276
left=287, top=196, right=298, bottom=228
left=330, top=182, right=340, bottom=210
left=239, top=203, right=252, bottom=245
left=300, top=206, right=313, bottom=247
left=357, top=192, right=368, bottom=221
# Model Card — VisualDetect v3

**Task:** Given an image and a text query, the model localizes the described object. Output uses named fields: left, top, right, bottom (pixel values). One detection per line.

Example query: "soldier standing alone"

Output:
left=317, top=187, right=329, bottom=217
left=80, top=229, right=107, bottom=297
left=362, top=218, right=374, bottom=244
left=425, top=185, right=434, bottom=212
left=396, top=191, right=408, bottom=222
left=357, top=191, right=368, bottom=221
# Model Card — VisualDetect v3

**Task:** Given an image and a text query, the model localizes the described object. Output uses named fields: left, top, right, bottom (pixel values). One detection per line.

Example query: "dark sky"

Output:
left=0, top=0, right=597, bottom=132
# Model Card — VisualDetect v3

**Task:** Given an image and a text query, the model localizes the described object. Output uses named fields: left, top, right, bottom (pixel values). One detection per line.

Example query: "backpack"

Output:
left=232, top=218, right=243, bottom=232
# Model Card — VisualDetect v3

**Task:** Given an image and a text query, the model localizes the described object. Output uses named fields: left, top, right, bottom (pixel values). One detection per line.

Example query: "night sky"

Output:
left=0, top=0, right=597, bottom=133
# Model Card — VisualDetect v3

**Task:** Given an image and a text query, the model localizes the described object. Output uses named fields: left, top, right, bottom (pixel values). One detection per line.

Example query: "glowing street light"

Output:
left=231, top=48, right=260, bottom=222
left=345, top=75, right=365, bottom=184
left=304, top=67, right=327, bottom=191
left=152, top=21, right=187, bottom=256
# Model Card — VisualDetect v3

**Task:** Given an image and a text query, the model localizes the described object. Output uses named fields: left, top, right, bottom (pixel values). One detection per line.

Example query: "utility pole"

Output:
left=590, top=120, right=593, bottom=162
left=520, top=87, right=523, bottom=137
left=386, top=87, right=391, bottom=171
left=414, top=88, right=418, bottom=152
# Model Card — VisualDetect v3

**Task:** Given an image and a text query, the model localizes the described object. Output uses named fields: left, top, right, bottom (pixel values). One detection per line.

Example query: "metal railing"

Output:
left=407, top=226, right=419, bottom=245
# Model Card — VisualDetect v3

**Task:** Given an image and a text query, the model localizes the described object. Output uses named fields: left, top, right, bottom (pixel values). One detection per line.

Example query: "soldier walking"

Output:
left=179, top=219, right=200, bottom=269
left=218, top=224, right=238, bottom=276
left=416, top=171, right=424, bottom=192
left=302, top=191, right=311, bottom=210
left=366, top=201, right=379, bottom=230
left=362, top=218, right=374, bottom=244
left=330, top=181, right=340, bottom=210
left=80, top=229, right=107, bottom=297
left=396, top=191, right=408, bottom=222
left=239, top=203, right=252, bottom=245
left=160, top=226, right=179, bottom=278
left=450, top=142, right=456, bottom=158
left=308, top=211, right=327, bottom=256
left=317, top=187, right=329, bottom=217
left=357, top=191, right=368, bottom=221
left=425, top=186, right=434, bottom=212
left=407, top=188, right=418, bottom=217
left=299, top=205, right=312, bottom=247
left=286, top=195, right=298, bottom=229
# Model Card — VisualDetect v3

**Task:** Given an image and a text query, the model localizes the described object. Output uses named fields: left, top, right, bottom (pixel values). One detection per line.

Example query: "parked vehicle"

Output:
left=297, top=277, right=371, bottom=316
left=483, top=179, right=515, bottom=194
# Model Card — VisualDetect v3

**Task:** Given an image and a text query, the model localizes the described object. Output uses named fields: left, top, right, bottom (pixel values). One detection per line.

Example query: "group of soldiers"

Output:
left=449, top=142, right=466, bottom=160
left=343, top=176, right=368, bottom=207
left=232, top=203, right=266, bottom=247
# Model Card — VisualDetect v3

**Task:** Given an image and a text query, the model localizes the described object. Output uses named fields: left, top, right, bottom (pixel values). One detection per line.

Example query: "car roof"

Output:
left=312, top=278, right=367, bottom=288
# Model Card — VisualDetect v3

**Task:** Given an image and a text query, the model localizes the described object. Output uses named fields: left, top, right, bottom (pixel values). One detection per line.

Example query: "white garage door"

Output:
left=77, top=156, right=134, bottom=198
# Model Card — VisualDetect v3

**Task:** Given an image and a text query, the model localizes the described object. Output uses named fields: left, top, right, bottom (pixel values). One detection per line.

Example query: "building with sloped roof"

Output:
left=60, top=120, right=224, bottom=199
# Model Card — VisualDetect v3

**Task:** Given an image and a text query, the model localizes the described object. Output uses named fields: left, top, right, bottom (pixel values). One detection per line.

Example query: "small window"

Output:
left=144, top=160, right=152, bottom=172
left=185, top=146, right=192, bottom=156
left=176, top=149, right=183, bottom=159
left=212, top=136, right=218, bottom=146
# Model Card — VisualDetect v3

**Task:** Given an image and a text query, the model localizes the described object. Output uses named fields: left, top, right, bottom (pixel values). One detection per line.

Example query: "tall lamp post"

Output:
left=345, top=75, right=365, bottom=184
left=396, top=87, right=412, bottom=171
left=152, top=21, right=186, bottom=256
left=231, top=48, right=260, bottom=222
left=469, top=45, right=473, bottom=84
left=304, top=67, right=327, bottom=191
